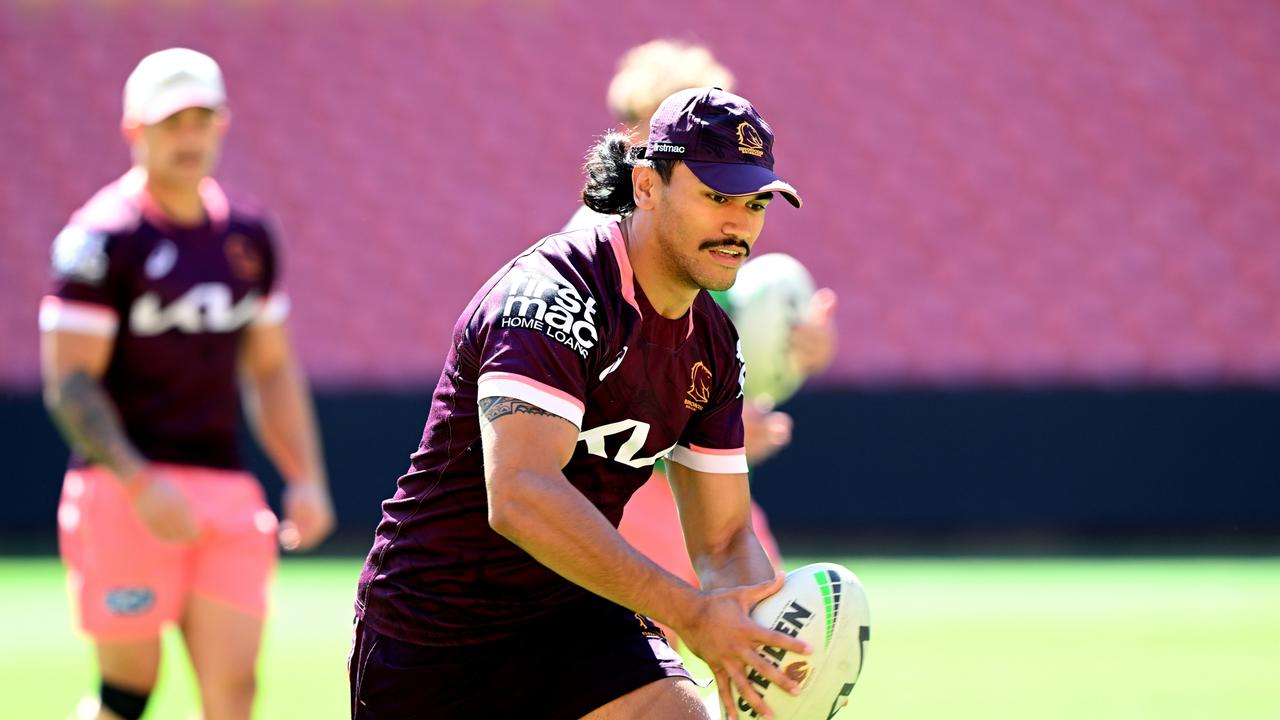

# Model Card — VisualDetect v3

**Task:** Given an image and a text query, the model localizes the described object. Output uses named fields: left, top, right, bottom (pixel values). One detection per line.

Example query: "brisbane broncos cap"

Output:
left=643, top=87, right=802, bottom=208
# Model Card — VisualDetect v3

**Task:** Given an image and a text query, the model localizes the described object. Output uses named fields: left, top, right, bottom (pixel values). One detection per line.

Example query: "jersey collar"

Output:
left=118, top=166, right=230, bottom=233
left=604, top=220, right=694, bottom=340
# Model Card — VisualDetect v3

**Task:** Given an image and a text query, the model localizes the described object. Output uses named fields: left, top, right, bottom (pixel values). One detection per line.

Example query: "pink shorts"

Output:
left=618, top=470, right=782, bottom=588
left=58, top=464, right=279, bottom=641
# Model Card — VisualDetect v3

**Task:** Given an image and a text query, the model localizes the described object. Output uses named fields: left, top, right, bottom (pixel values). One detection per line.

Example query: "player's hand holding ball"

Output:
left=128, top=466, right=199, bottom=543
left=676, top=574, right=812, bottom=720
left=733, top=563, right=871, bottom=720
left=279, top=482, right=335, bottom=551
left=789, top=288, right=838, bottom=378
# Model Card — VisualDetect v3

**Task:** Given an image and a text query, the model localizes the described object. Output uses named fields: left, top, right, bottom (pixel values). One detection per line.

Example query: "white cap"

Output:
left=122, top=48, right=226, bottom=125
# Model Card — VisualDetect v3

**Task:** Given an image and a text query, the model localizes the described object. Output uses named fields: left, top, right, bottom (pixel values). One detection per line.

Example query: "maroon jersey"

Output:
left=357, top=221, right=748, bottom=646
left=39, top=168, right=288, bottom=471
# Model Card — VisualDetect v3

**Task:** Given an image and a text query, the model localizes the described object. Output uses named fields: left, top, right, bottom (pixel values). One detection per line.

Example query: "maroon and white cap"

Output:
left=123, top=48, right=226, bottom=125
left=644, top=87, right=802, bottom=208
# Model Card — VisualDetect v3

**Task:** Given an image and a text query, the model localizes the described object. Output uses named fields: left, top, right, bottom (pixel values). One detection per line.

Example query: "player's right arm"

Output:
left=40, top=328, right=141, bottom=480
left=41, top=328, right=198, bottom=542
left=41, top=216, right=200, bottom=543
left=479, top=397, right=807, bottom=718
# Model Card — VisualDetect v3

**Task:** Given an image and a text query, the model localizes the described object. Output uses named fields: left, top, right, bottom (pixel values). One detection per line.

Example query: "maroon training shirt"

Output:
left=40, top=168, right=287, bottom=471
left=356, top=221, right=748, bottom=646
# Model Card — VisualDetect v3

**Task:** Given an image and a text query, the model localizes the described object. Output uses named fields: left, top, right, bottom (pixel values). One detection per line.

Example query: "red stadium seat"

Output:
left=2, top=0, right=1278, bottom=387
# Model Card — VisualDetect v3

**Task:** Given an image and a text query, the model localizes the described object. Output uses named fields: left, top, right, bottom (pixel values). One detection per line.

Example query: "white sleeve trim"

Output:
left=38, top=296, right=118, bottom=336
left=667, top=445, right=750, bottom=474
left=477, top=372, right=585, bottom=428
left=252, top=292, right=291, bottom=326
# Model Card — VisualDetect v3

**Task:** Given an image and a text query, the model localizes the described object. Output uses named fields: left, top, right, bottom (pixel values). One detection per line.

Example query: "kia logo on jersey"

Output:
left=129, top=283, right=263, bottom=335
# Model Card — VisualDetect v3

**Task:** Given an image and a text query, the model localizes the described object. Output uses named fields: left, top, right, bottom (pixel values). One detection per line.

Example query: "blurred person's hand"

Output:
left=129, top=467, right=200, bottom=543
left=279, top=482, right=335, bottom=551
left=743, top=399, right=793, bottom=465
left=790, top=288, right=838, bottom=377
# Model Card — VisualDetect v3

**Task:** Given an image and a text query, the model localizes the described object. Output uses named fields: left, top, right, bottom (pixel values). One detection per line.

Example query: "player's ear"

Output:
left=215, top=107, right=231, bottom=135
left=121, top=120, right=142, bottom=144
left=632, top=165, right=657, bottom=211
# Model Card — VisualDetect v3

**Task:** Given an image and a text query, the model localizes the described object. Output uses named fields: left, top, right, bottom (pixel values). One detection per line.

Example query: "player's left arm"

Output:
left=239, top=321, right=334, bottom=551
left=667, top=462, right=776, bottom=592
left=668, top=461, right=793, bottom=718
left=673, top=320, right=777, bottom=589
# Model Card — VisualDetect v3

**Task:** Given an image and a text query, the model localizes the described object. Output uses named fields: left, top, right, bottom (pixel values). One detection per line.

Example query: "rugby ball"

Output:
left=726, top=253, right=816, bottom=405
left=735, top=563, right=870, bottom=720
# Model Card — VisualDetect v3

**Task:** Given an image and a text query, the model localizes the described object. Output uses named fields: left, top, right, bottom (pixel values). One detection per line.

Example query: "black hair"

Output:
left=580, top=130, right=678, bottom=216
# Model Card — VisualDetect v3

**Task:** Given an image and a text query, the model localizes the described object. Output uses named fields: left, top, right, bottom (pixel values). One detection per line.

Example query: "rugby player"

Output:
left=40, top=48, right=334, bottom=720
left=563, top=40, right=838, bottom=638
left=351, top=88, right=809, bottom=719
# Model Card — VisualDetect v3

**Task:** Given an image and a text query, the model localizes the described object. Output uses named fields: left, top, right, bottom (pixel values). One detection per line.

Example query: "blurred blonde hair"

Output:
left=606, top=39, right=736, bottom=127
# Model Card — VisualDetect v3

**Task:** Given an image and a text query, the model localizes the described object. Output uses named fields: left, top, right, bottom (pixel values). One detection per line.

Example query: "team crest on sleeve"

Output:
left=685, top=361, right=713, bottom=411
left=224, top=234, right=265, bottom=282
left=499, top=270, right=599, bottom=358
left=51, top=226, right=109, bottom=284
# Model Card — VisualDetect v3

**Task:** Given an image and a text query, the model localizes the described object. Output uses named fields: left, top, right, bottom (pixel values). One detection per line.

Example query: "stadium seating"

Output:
left=2, top=0, right=1277, bottom=387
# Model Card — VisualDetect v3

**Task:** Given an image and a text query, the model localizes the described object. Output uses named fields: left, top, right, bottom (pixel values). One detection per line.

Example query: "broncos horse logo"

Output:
left=736, top=122, right=766, bottom=157
left=686, top=361, right=713, bottom=410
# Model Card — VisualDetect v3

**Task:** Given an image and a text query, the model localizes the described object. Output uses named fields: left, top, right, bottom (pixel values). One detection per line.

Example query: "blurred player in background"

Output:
left=564, top=39, right=838, bottom=644
left=352, top=88, right=809, bottom=719
left=39, top=48, right=334, bottom=720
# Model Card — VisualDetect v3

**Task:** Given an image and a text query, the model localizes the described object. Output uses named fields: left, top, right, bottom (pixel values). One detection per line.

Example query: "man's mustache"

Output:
left=699, top=239, right=751, bottom=257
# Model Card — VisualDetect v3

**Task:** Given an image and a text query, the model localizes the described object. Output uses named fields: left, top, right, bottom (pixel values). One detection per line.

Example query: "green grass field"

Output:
left=2, top=555, right=1277, bottom=719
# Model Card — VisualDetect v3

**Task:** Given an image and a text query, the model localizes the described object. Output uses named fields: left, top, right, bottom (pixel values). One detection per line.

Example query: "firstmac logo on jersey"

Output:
left=500, top=271, right=599, bottom=358
left=736, top=340, right=747, bottom=398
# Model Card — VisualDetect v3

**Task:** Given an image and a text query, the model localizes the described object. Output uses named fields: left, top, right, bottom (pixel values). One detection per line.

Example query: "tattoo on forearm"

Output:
left=479, top=396, right=559, bottom=424
left=48, top=370, right=140, bottom=473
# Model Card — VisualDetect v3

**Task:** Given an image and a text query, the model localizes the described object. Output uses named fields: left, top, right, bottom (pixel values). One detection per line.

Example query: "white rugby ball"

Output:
left=735, top=563, right=870, bottom=720
left=726, top=253, right=816, bottom=405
